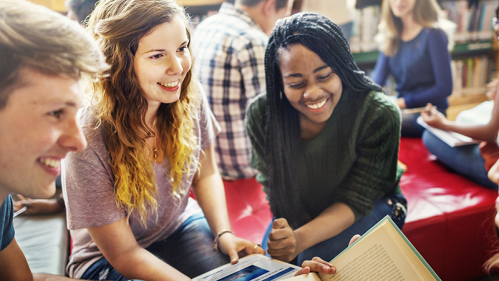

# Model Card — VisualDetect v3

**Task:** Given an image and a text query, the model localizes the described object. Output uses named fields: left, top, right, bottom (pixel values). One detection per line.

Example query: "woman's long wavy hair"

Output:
left=85, top=0, right=200, bottom=226
left=376, top=0, right=454, bottom=56
left=264, top=12, right=382, bottom=228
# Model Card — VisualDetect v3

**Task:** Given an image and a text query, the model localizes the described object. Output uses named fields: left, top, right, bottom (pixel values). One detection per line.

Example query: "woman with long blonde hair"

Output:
left=63, top=0, right=263, bottom=280
left=372, top=0, right=454, bottom=137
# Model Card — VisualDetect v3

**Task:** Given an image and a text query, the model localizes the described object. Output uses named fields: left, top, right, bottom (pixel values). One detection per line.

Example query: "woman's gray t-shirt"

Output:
left=63, top=96, right=219, bottom=278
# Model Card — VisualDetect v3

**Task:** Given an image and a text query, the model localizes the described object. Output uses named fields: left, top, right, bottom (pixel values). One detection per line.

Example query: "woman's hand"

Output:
left=295, top=257, right=335, bottom=276
left=349, top=234, right=361, bottom=245
left=421, top=103, right=447, bottom=129
left=396, top=98, right=407, bottom=109
left=267, top=218, right=301, bottom=262
left=294, top=235, right=360, bottom=277
left=13, top=194, right=64, bottom=215
left=218, top=233, right=265, bottom=264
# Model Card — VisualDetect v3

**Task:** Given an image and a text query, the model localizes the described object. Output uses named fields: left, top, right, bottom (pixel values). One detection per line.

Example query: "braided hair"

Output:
left=264, top=12, right=382, bottom=228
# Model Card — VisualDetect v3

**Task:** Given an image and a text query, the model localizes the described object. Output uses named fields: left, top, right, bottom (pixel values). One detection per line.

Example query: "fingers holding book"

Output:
left=293, top=235, right=359, bottom=277
left=421, top=103, right=446, bottom=129
left=295, top=257, right=336, bottom=277
left=349, top=234, right=361, bottom=246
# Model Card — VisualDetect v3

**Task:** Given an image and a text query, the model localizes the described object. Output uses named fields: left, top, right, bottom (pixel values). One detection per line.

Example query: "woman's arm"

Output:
left=87, top=217, right=190, bottom=281
left=13, top=194, right=64, bottom=216
left=402, top=29, right=453, bottom=109
left=421, top=80, right=499, bottom=142
left=267, top=203, right=355, bottom=262
left=192, top=144, right=264, bottom=264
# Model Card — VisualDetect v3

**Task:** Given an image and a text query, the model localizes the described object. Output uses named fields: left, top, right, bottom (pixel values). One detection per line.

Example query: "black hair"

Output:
left=237, top=0, right=288, bottom=10
left=264, top=12, right=382, bottom=228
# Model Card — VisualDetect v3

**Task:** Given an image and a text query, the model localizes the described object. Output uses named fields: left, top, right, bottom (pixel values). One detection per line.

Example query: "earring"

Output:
left=280, top=91, right=282, bottom=99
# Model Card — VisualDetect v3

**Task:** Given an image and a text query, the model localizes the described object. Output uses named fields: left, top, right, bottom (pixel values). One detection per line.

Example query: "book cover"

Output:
left=416, top=117, right=481, bottom=147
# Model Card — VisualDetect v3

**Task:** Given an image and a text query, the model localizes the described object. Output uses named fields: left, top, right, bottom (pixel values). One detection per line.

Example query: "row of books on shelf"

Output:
left=441, top=0, right=498, bottom=43
left=350, top=5, right=380, bottom=53
left=451, top=55, right=492, bottom=96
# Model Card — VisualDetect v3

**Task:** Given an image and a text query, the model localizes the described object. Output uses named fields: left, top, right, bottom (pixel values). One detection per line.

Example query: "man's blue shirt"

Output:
left=0, top=195, right=15, bottom=251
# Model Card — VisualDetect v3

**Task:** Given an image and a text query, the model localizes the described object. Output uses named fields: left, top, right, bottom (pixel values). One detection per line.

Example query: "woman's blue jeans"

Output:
left=422, top=130, right=498, bottom=190
left=261, top=194, right=407, bottom=265
left=80, top=212, right=230, bottom=280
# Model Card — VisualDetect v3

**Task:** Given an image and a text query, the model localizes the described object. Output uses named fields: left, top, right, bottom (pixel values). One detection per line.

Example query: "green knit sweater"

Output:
left=246, top=89, right=403, bottom=222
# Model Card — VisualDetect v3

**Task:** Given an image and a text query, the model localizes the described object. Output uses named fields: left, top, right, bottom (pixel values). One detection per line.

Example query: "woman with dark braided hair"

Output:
left=246, top=12, right=407, bottom=265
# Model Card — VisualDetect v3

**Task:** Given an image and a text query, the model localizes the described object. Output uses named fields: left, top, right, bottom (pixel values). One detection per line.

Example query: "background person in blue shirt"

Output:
left=0, top=0, right=108, bottom=279
left=372, top=0, right=454, bottom=137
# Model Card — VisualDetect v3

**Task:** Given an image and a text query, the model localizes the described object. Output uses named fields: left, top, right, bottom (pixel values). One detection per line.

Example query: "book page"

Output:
left=318, top=221, right=436, bottom=281
left=280, top=273, right=322, bottom=281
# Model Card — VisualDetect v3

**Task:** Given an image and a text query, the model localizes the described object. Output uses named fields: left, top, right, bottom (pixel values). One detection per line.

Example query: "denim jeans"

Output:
left=261, top=194, right=407, bottom=265
left=401, top=108, right=448, bottom=137
left=80, top=212, right=230, bottom=280
left=422, top=130, right=498, bottom=190
left=401, top=112, right=425, bottom=137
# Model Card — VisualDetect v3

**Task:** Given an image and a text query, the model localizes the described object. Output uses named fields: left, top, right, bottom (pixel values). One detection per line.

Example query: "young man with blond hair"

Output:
left=0, top=0, right=108, bottom=279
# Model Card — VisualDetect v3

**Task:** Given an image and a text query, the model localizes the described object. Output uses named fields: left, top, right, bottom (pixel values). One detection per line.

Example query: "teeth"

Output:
left=307, top=99, right=327, bottom=109
left=40, top=158, right=61, bottom=168
left=159, top=80, right=179, bottom=88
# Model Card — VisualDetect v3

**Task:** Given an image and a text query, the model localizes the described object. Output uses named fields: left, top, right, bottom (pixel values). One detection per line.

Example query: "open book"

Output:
left=282, top=216, right=441, bottom=281
left=417, top=116, right=481, bottom=147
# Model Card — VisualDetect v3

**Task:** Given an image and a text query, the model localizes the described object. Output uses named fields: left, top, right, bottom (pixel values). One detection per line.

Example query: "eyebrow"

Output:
left=45, top=100, right=78, bottom=108
left=64, top=101, right=78, bottom=107
left=144, top=40, right=189, bottom=54
left=313, top=65, right=329, bottom=73
left=29, top=99, right=79, bottom=110
left=284, top=65, right=329, bottom=78
left=145, top=49, right=165, bottom=54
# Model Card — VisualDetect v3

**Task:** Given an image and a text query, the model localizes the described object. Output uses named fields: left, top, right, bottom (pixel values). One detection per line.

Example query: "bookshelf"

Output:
left=352, top=40, right=496, bottom=64
left=346, top=0, right=499, bottom=100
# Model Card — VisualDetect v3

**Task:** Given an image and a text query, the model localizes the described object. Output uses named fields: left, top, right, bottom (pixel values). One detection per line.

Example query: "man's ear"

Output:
left=261, top=0, right=277, bottom=16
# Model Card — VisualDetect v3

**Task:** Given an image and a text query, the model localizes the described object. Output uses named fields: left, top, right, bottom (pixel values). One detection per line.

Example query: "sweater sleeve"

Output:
left=371, top=51, right=390, bottom=87
left=403, top=29, right=453, bottom=108
left=336, top=94, right=403, bottom=220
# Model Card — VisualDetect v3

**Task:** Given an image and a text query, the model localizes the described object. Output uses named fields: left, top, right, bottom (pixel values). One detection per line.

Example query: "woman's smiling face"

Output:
left=279, top=44, right=342, bottom=129
left=133, top=15, right=191, bottom=108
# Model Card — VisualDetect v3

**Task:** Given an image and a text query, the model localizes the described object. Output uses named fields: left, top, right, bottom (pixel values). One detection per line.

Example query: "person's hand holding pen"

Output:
left=421, top=103, right=448, bottom=129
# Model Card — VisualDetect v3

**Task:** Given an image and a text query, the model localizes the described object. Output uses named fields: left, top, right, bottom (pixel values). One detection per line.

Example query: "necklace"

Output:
left=148, top=118, right=158, bottom=163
